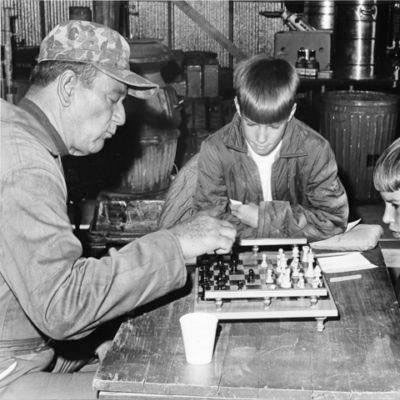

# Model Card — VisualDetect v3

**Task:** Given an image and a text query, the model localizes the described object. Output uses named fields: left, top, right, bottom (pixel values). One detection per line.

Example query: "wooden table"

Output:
left=93, top=248, right=400, bottom=399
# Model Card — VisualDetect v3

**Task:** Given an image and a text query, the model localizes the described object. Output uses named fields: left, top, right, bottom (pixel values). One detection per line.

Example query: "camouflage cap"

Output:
left=38, top=20, right=158, bottom=99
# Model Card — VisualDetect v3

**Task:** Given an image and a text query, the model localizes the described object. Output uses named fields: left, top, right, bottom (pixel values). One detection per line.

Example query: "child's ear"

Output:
left=288, top=103, right=297, bottom=121
left=234, top=96, right=241, bottom=117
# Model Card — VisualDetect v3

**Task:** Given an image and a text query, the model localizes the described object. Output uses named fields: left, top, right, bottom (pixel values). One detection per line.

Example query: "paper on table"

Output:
left=345, top=218, right=361, bottom=232
left=318, top=252, right=377, bottom=273
left=229, top=199, right=243, bottom=207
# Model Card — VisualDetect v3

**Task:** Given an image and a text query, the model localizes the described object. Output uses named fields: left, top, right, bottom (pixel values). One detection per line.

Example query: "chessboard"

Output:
left=194, top=239, right=338, bottom=331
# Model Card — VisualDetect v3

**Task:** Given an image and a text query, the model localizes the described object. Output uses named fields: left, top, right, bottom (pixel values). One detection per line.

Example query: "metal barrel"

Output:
left=319, top=90, right=400, bottom=202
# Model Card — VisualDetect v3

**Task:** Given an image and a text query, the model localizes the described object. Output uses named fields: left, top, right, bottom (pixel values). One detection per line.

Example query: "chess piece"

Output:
left=280, top=267, right=292, bottom=288
left=292, top=245, right=299, bottom=259
left=297, top=272, right=305, bottom=288
left=301, top=245, right=309, bottom=266
left=248, top=268, right=255, bottom=283
left=265, top=267, right=274, bottom=284
left=252, top=245, right=259, bottom=266
left=291, top=258, right=300, bottom=277
left=261, top=252, right=268, bottom=269
left=305, top=251, right=314, bottom=281
left=313, top=264, right=322, bottom=287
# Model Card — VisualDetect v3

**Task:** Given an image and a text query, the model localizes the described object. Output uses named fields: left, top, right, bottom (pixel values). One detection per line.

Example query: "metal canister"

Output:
left=334, top=1, right=387, bottom=79
left=304, top=1, right=335, bottom=31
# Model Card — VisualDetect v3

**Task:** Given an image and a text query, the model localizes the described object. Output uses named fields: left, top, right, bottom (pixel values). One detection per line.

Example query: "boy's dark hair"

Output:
left=374, top=137, right=400, bottom=192
left=233, top=55, right=299, bottom=125
left=30, top=61, right=98, bottom=87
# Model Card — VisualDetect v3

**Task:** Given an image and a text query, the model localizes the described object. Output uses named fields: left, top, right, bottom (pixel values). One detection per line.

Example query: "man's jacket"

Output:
left=194, top=114, right=349, bottom=241
left=0, top=98, right=187, bottom=388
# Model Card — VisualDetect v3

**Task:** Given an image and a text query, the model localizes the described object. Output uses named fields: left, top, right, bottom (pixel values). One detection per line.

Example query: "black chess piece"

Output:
left=248, top=268, right=255, bottom=283
left=237, top=280, right=245, bottom=290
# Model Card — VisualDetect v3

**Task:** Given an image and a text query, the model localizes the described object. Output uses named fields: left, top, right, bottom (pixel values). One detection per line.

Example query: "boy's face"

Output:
left=381, top=190, right=400, bottom=238
left=240, top=115, right=287, bottom=156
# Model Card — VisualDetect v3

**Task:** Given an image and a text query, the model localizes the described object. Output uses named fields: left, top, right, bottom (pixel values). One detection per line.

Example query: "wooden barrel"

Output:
left=319, top=90, right=399, bottom=202
left=69, top=6, right=92, bottom=21
left=117, top=39, right=182, bottom=195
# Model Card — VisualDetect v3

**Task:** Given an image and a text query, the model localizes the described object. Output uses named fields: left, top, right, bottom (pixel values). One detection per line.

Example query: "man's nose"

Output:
left=114, top=102, right=126, bottom=126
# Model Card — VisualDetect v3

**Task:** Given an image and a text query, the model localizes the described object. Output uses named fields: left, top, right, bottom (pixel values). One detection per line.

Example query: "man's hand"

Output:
left=230, top=203, right=259, bottom=228
left=169, top=215, right=236, bottom=261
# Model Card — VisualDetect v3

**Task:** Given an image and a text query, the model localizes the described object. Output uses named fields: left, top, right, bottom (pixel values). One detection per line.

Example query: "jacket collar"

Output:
left=18, top=98, right=69, bottom=157
left=223, top=113, right=308, bottom=158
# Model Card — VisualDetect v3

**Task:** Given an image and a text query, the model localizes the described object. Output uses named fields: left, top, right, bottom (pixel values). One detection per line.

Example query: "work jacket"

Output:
left=0, top=98, right=187, bottom=389
left=194, top=114, right=349, bottom=241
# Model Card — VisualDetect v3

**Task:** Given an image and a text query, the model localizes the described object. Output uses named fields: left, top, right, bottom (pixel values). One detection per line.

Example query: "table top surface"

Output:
left=94, top=247, right=400, bottom=399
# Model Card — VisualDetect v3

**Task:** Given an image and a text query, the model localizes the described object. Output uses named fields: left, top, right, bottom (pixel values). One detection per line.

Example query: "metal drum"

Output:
left=319, top=90, right=399, bottom=202
left=334, top=1, right=385, bottom=79
left=304, top=1, right=335, bottom=31
left=117, top=39, right=181, bottom=195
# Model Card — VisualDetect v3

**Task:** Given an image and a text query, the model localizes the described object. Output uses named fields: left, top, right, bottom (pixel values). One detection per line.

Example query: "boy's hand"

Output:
left=169, top=215, right=236, bottom=262
left=231, top=203, right=259, bottom=228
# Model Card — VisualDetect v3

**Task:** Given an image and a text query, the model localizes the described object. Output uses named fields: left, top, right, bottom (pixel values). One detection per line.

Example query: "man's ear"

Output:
left=288, top=103, right=297, bottom=121
left=234, top=96, right=241, bottom=117
left=57, top=70, right=78, bottom=107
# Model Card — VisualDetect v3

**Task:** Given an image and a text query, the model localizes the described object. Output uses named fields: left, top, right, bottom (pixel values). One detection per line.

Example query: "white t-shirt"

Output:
left=247, top=141, right=282, bottom=201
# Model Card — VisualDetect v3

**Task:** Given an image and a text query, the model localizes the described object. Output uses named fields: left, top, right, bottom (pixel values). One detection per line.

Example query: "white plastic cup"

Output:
left=179, top=312, right=218, bottom=365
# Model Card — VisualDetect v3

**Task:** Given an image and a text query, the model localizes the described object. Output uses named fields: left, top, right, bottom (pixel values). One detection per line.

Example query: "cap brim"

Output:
left=95, top=65, right=159, bottom=99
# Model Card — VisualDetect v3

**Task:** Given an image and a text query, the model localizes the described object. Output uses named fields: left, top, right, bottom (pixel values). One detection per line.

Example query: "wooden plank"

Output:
left=171, top=0, right=247, bottom=60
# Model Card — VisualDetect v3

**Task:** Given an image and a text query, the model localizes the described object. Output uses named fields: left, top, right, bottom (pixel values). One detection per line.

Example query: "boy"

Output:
left=194, top=55, right=348, bottom=241
left=374, top=137, right=400, bottom=238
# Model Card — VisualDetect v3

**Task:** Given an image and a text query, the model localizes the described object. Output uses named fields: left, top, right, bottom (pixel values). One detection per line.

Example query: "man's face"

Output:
left=240, top=115, right=287, bottom=156
left=67, top=71, right=127, bottom=156
left=381, top=190, right=400, bottom=238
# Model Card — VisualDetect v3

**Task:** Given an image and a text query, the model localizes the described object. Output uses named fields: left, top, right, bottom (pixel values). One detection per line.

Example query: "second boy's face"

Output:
left=240, top=115, right=287, bottom=156
left=381, top=190, right=400, bottom=238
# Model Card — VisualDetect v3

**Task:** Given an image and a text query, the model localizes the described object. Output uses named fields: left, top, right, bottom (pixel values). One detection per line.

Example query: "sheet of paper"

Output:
left=318, top=252, right=377, bottom=273
left=345, top=218, right=361, bottom=232
left=229, top=199, right=243, bottom=207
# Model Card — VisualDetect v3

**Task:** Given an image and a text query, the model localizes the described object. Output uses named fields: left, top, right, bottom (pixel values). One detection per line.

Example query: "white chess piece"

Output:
left=305, top=251, right=314, bottom=280
left=301, top=245, right=309, bottom=265
left=292, top=245, right=299, bottom=259
left=265, top=267, right=274, bottom=284
left=261, top=252, right=268, bottom=269
left=297, top=272, right=305, bottom=288
left=280, top=267, right=291, bottom=288
left=291, top=259, right=300, bottom=277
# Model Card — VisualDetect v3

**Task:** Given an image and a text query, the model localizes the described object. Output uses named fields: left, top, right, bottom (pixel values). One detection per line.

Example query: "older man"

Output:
left=0, top=20, right=236, bottom=399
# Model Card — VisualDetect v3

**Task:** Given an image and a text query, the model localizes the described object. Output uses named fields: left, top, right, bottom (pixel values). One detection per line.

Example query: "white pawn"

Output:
left=313, top=264, right=322, bottom=287
left=265, top=267, right=274, bottom=284
left=301, top=245, right=310, bottom=265
left=297, top=272, right=305, bottom=288
left=291, top=259, right=300, bottom=277
left=280, top=268, right=292, bottom=289
left=292, top=245, right=299, bottom=259
left=277, top=248, right=284, bottom=262
left=279, top=253, right=287, bottom=270
left=261, top=252, right=268, bottom=269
